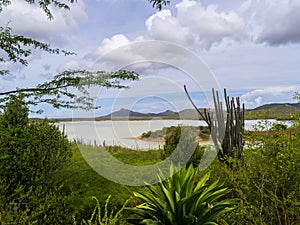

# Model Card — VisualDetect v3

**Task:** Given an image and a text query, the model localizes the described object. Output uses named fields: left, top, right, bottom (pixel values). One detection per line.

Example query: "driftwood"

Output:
left=184, top=85, right=245, bottom=164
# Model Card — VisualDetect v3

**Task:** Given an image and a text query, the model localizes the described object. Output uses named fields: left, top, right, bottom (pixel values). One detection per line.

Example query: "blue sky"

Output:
left=1, top=0, right=300, bottom=117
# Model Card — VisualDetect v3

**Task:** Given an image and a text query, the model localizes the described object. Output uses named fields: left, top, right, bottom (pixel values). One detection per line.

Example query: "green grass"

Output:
left=105, top=145, right=163, bottom=166
left=55, top=144, right=163, bottom=219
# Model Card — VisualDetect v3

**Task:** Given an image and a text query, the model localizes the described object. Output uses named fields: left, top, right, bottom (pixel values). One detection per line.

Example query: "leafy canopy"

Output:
left=0, top=0, right=170, bottom=111
left=0, top=0, right=142, bottom=111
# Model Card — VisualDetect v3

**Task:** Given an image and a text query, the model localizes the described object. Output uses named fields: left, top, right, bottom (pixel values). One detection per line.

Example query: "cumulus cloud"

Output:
left=85, top=34, right=136, bottom=60
left=84, top=36, right=219, bottom=93
left=146, top=10, right=193, bottom=46
left=84, top=34, right=173, bottom=73
left=240, top=0, right=300, bottom=45
left=0, top=0, right=87, bottom=44
left=145, top=0, right=245, bottom=49
left=144, top=0, right=300, bottom=48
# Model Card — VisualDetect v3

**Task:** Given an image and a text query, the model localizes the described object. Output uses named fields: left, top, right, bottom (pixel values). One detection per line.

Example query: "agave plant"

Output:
left=127, top=165, right=237, bottom=225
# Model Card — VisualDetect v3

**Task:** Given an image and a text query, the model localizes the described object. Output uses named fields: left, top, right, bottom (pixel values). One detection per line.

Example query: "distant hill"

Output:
left=51, top=102, right=300, bottom=122
left=251, top=103, right=300, bottom=111
left=97, top=103, right=300, bottom=120
left=109, top=108, right=146, bottom=117
left=97, top=108, right=179, bottom=120
left=247, top=103, right=300, bottom=120
left=97, top=108, right=209, bottom=120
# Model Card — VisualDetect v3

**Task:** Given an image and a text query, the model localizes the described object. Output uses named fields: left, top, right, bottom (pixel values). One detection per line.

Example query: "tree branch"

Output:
left=0, top=70, right=139, bottom=111
left=0, top=85, right=70, bottom=96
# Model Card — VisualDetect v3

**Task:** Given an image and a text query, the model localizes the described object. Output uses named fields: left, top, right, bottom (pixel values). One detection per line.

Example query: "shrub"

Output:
left=162, top=126, right=203, bottom=167
left=209, top=121, right=300, bottom=224
left=127, top=165, right=237, bottom=225
left=0, top=95, right=72, bottom=192
left=142, top=131, right=152, bottom=138
left=0, top=95, right=73, bottom=224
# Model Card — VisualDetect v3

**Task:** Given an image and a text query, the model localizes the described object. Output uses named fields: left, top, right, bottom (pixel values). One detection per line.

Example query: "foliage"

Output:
left=293, top=92, right=300, bottom=102
left=0, top=69, right=139, bottom=111
left=0, top=183, right=75, bottom=224
left=141, top=127, right=168, bottom=139
left=0, top=0, right=75, bottom=76
left=198, top=126, right=210, bottom=140
left=105, top=145, right=163, bottom=166
left=0, top=0, right=139, bottom=111
left=148, top=0, right=170, bottom=10
left=141, top=128, right=164, bottom=138
left=0, top=0, right=76, bottom=20
left=0, top=95, right=72, bottom=192
left=55, top=144, right=162, bottom=220
left=162, top=126, right=181, bottom=158
left=209, top=121, right=300, bottom=225
left=162, top=125, right=204, bottom=167
left=141, top=126, right=210, bottom=141
left=0, top=95, right=75, bottom=224
left=127, top=165, right=237, bottom=225
left=0, top=0, right=171, bottom=111
left=0, top=26, right=72, bottom=73
left=73, top=196, right=129, bottom=225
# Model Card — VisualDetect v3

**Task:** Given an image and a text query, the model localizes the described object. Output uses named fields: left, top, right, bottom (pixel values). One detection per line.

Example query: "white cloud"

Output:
left=145, top=0, right=245, bottom=49
left=0, top=0, right=87, bottom=43
left=146, top=10, right=193, bottom=46
left=144, top=0, right=300, bottom=48
left=85, top=34, right=134, bottom=60
left=241, top=85, right=300, bottom=108
left=240, top=0, right=300, bottom=45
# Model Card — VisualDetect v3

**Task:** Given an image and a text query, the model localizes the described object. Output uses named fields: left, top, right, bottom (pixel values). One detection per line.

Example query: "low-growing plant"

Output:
left=127, top=165, right=237, bottom=225
left=73, top=196, right=129, bottom=225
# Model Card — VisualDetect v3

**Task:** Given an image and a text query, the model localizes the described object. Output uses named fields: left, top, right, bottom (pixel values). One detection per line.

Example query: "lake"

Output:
left=57, top=119, right=289, bottom=150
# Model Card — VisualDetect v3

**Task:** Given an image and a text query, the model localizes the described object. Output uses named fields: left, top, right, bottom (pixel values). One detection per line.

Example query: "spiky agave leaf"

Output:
left=127, top=165, right=238, bottom=225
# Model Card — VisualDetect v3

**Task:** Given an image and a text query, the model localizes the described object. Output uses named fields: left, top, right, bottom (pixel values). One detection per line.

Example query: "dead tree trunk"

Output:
left=184, top=86, right=245, bottom=165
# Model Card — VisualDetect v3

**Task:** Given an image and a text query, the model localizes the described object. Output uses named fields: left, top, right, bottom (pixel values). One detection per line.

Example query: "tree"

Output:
left=0, top=0, right=170, bottom=111
left=0, top=0, right=140, bottom=112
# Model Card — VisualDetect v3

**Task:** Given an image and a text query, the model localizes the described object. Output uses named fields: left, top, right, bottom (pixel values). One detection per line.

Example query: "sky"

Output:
left=0, top=0, right=300, bottom=118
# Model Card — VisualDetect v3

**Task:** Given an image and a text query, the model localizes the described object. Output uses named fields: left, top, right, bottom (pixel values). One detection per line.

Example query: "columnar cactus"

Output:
left=184, top=86, right=245, bottom=166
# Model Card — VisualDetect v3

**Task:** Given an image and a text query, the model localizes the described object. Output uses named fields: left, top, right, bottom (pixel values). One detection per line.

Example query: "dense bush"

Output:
left=162, top=126, right=204, bottom=167
left=209, top=121, right=300, bottom=225
left=0, top=95, right=73, bottom=223
left=0, top=95, right=72, bottom=192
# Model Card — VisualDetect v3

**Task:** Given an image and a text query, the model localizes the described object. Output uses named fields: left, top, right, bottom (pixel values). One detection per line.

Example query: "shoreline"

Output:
left=131, top=135, right=210, bottom=144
